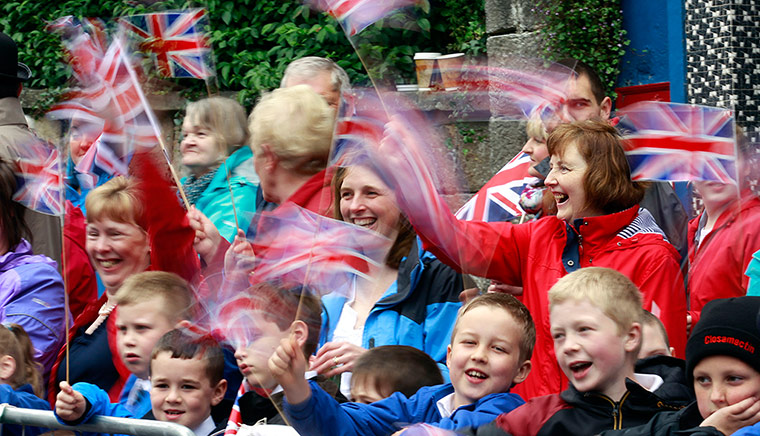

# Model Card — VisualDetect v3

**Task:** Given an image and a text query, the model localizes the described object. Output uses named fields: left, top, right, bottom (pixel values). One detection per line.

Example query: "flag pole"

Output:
left=116, top=37, right=191, bottom=210
left=55, top=138, right=71, bottom=383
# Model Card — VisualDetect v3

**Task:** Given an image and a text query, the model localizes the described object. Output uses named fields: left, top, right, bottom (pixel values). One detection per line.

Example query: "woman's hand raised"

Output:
left=310, top=341, right=368, bottom=378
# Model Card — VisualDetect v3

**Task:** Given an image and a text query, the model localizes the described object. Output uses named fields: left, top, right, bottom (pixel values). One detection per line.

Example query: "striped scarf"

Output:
left=183, top=165, right=219, bottom=206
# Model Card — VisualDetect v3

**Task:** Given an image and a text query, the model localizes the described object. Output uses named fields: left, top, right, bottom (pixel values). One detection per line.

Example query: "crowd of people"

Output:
left=2, top=27, right=760, bottom=436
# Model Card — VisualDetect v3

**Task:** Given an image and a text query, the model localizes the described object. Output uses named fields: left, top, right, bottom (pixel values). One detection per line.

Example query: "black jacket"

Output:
left=238, top=375, right=347, bottom=426
left=599, top=402, right=723, bottom=436
left=462, top=378, right=686, bottom=436
left=635, top=355, right=695, bottom=408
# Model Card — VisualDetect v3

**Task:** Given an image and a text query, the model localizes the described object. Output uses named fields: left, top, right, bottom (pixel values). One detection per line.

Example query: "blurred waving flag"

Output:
left=308, top=0, right=427, bottom=36
left=250, top=203, right=391, bottom=297
left=617, top=101, right=736, bottom=183
left=120, top=9, right=214, bottom=79
left=13, top=140, right=64, bottom=216
left=48, top=19, right=161, bottom=180
left=331, top=114, right=386, bottom=164
left=456, top=152, right=534, bottom=221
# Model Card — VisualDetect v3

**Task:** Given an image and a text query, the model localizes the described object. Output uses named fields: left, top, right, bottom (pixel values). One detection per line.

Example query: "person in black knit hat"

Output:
left=597, top=297, right=760, bottom=436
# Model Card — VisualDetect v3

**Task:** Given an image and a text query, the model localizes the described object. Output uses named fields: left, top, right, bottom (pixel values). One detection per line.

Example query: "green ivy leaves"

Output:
left=1, top=0, right=486, bottom=113
left=534, top=0, right=629, bottom=99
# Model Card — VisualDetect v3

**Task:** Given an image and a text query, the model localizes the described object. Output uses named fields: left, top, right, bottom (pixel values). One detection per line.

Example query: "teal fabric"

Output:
left=746, top=251, right=760, bottom=296
left=182, top=147, right=259, bottom=243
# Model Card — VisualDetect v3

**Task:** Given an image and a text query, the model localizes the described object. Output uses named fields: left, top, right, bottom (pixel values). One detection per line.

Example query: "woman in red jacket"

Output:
left=686, top=132, right=760, bottom=328
left=371, top=119, right=686, bottom=401
left=48, top=153, right=199, bottom=405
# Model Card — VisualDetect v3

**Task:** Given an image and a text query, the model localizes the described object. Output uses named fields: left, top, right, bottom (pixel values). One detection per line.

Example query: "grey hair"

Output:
left=280, top=56, right=351, bottom=93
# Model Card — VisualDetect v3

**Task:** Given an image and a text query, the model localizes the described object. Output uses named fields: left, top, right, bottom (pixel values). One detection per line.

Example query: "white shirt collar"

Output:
left=271, top=370, right=318, bottom=396
left=193, top=415, right=216, bottom=436
left=135, top=378, right=152, bottom=391
left=634, top=372, right=665, bottom=392
left=436, top=392, right=457, bottom=418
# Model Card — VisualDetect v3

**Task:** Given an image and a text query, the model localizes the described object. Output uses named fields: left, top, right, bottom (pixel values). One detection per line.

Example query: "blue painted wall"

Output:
left=617, top=0, right=685, bottom=102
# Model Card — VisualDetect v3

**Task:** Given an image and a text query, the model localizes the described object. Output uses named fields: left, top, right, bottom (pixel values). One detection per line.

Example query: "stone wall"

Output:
left=485, top=0, right=543, bottom=176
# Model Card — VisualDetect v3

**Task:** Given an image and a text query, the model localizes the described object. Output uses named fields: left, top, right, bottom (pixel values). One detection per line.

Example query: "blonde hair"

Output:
left=114, top=271, right=194, bottom=323
left=249, top=85, right=334, bottom=175
left=185, top=97, right=249, bottom=156
left=549, top=267, right=643, bottom=335
left=525, top=110, right=547, bottom=142
left=0, top=325, right=43, bottom=396
left=85, top=176, right=145, bottom=228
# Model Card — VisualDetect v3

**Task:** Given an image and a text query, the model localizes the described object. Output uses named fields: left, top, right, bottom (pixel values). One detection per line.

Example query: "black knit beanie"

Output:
left=685, top=297, right=760, bottom=380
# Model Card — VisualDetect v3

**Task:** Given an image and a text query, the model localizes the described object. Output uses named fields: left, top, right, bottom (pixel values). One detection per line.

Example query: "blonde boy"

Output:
left=270, top=293, right=535, bottom=435
left=638, top=310, right=675, bottom=359
left=56, top=271, right=194, bottom=423
left=467, top=267, right=687, bottom=436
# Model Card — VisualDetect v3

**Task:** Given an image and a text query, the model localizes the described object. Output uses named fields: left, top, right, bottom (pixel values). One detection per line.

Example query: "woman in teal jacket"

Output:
left=180, top=97, right=259, bottom=243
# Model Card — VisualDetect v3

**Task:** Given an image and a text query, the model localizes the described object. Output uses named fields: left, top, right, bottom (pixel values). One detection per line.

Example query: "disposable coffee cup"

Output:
left=437, top=53, right=464, bottom=91
left=414, top=52, right=441, bottom=91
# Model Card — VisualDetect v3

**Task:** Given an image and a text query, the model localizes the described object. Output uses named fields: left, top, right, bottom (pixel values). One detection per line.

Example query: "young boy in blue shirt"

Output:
left=269, top=293, right=535, bottom=435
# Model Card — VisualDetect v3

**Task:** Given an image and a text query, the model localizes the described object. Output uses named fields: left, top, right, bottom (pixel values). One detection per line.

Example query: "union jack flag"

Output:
left=616, top=101, right=736, bottom=183
left=120, top=9, right=214, bottom=79
left=13, top=140, right=64, bottom=216
left=250, top=203, right=390, bottom=298
left=309, top=0, right=425, bottom=36
left=456, top=152, right=535, bottom=221
left=330, top=114, right=386, bottom=165
left=48, top=24, right=161, bottom=180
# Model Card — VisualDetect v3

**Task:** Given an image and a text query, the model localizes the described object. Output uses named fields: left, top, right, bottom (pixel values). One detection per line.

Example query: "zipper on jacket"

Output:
left=594, top=391, right=630, bottom=430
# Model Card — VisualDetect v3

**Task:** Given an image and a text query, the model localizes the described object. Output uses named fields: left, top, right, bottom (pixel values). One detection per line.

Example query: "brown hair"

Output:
left=331, top=166, right=415, bottom=269
left=556, top=58, right=607, bottom=104
left=547, top=120, right=647, bottom=215
left=451, top=293, right=536, bottom=362
left=85, top=176, right=146, bottom=229
left=640, top=309, right=670, bottom=349
left=114, top=271, right=194, bottom=323
left=5, top=324, right=43, bottom=397
left=240, top=282, right=322, bottom=357
left=352, top=345, right=443, bottom=400
left=0, top=158, right=30, bottom=248
left=151, top=329, right=225, bottom=386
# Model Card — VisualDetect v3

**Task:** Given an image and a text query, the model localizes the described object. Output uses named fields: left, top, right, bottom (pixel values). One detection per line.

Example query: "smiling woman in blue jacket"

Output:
left=311, top=165, right=464, bottom=398
left=180, top=97, right=259, bottom=243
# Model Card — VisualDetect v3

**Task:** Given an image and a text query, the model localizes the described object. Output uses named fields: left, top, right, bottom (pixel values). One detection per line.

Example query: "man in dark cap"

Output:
left=0, top=31, right=62, bottom=267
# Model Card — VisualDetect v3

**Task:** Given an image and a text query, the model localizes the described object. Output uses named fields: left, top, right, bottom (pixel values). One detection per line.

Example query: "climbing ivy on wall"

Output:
left=533, top=0, right=629, bottom=97
left=0, top=0, right=486, bottom=114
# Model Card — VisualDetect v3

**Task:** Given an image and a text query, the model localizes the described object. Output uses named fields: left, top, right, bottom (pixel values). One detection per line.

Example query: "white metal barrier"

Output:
left=0, top=404, right=196, bottom=436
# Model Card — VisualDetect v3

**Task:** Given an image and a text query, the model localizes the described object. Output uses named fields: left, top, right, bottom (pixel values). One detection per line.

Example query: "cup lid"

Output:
left=437, top=53, right=465, bottom=59
left=414, top=52, right=442, bottom=60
